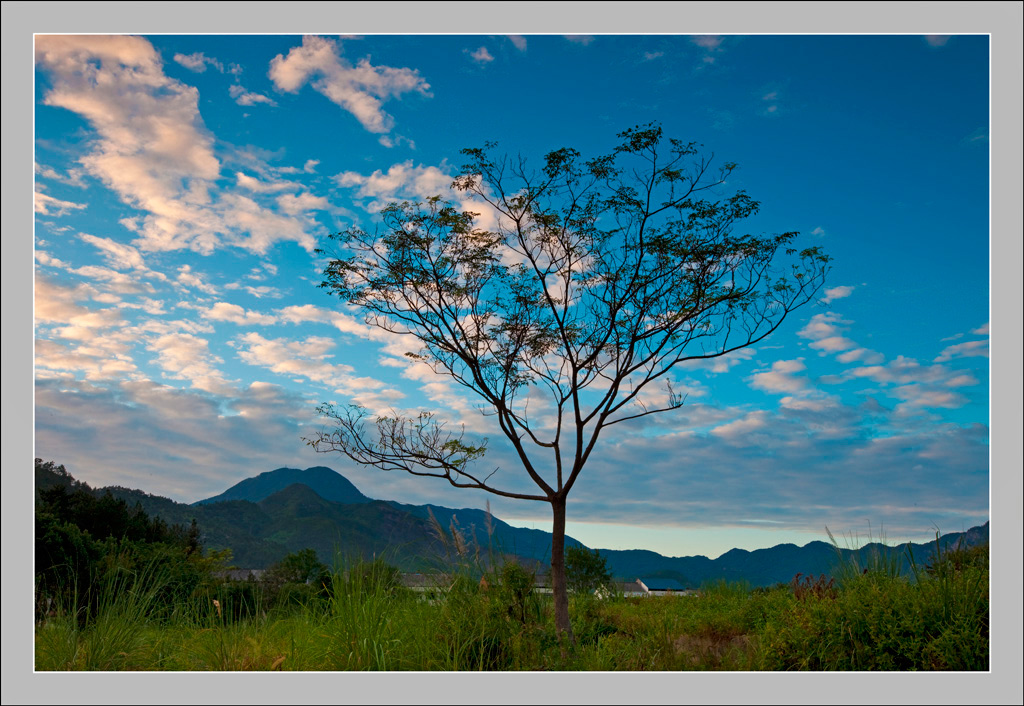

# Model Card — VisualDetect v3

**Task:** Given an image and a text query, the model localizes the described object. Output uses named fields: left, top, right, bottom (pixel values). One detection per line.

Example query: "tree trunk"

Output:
left=550, top=496, right=574, bottom=644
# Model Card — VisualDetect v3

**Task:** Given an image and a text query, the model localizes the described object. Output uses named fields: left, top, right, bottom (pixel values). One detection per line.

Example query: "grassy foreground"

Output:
left=34, top=540, right=988, bottom=672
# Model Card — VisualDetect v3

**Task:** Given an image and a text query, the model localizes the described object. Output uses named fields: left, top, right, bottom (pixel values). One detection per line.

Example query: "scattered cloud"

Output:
left=268, top=35, right=430, bottom=135
left=174, top=51, right=224, bottom=73
left=78, top=234, right=168, bottom=281
left=334, top=160, right=451, bottom=202
left=202, top=302, right=277, bottom=326
left=148, top=332, right=232, bottom=393
left=748, top=358, right=808, bottom=394
left=234, top=172, right=299, bottom=194
left=176, top=264, right=218, bottom=294
left=711, top=410, right=769, bottom=440
left=36, top=162, right=88, bottom=187
left=36, top=36, right=316, bottom=256
left=565, top=35, right=595, bottom=46
left=821, top=285, right=854, bottom=304
left=845, top=355, right=979, bottom=395
left=508, top=35, right=527, bottom=52
left=276, top=192, right=330, bottom=215
left=467, top=46, right=494, bottom=64
left=36, top=35, right=223, bottom=252
left=760, top=88, right=782, bottom=115
left=811, top=226, right=826, bottom=236
left=229, top=84, right=278, bottom=107
left=934, top=339, right=989, bottom=363
left=643, top=51, right=664, bottom=61
left=835, top=348, right=886, bottom=365
left=34, top=189, right=87, bottom=216
left=924, top=35, right=951, bottom=47
left=798, top=312, right=857, bottom=354
left=234, top=331, right=391, bottom=398
left=691, top=35, right=724, bottom=63
left=34, top=377, right=326, bottom=501
left=691, top=35, right=722, bottom=50
left=961, top=127, right=988, bottom=145
left=683, top=347, right=757, bottom=374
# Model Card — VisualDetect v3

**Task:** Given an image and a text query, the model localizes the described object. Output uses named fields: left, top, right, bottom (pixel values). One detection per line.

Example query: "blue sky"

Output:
left=32, top=33, right=992, bottom=559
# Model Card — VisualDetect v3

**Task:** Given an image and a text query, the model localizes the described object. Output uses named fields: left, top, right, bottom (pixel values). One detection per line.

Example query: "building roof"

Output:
left=214, top=569, right=266, bottom=581
left=638, top=576, right=688, bottom=591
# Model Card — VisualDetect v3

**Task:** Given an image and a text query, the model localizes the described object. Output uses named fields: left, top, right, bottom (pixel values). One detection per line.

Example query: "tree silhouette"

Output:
left=309, top=123, right=830, bottom=641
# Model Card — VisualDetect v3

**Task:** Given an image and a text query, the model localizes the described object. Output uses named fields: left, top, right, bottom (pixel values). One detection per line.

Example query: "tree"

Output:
left=266, top=548, right=330, bottom=586
left=565, top=545, right=612, bottom=595
left=309, top=123, right=830, bottom=642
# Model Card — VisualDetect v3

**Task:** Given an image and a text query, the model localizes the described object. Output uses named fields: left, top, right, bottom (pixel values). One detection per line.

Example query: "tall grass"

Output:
left=35, top=532, right=989, bottom=671
left=36, top=559, right=176, bottom=670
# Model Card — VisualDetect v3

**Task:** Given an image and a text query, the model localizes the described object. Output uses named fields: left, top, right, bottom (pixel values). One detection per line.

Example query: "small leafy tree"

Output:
left=565, top=545, right=612, bottom=595
left=310, top=123, right=829, bottom=641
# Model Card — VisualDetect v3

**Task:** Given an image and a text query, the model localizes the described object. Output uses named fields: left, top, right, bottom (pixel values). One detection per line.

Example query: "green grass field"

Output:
left=34, top=539, right=988, bottom=672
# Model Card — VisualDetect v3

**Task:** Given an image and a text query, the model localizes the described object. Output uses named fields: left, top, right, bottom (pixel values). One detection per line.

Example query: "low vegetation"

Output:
left=34, top=459, right=988, bottom=671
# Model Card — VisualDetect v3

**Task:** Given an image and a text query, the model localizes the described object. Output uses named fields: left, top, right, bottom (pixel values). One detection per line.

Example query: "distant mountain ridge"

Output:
left=194, top=466, right=371, bottom=506
left=38, top=463, right=989, bottom=586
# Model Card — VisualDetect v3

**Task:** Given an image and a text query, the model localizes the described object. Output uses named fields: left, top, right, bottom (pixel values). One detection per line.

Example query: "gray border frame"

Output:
left=4, top=2, right=1021, bottom=703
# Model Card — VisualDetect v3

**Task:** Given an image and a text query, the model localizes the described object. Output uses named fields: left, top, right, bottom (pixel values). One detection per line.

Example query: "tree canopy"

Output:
left=310, top=123, right=830, bottom=639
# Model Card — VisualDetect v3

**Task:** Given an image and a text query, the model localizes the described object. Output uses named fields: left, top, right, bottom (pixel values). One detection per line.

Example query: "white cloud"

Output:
left=836, top=348, right=885, bottom=365
left=78, top=233, right=149, bottom=271
left=711, top=410, right=769, bottom=439
left=847, top=355, right=978, bottom=389
left=176, top=264, right=218, bottom=294
left=68, top=265, right=156, bottom=295
left=276, top=192, right=330, bottom=216
left=925, top=35, right=950, bottom=47
left=798, top=312, right=852, bottom=347
left=821, top=285, right=854, bottom=304
left=229, top=83, right=278, bottom=106
left=889, top=385, right=965, bottom=411
left=36, top=163, right=88, bottom=187
left=234, top=172, right=299, bottom=194
left=334, top=160, right=452, bottom=202
left=174, top=51, right=224, bottom=73
left=36, top=36, right=221, bottom=250
left=203, top=302, right=277, bottom=326
left=962, top=127, right=988, bottom=144
left=811, top=226, right=826, bottom=236
left=276, top=303, right=385, bottom=341
left=934, top=339, right=989, bottom=363
left=644, top=51, right=664, bottom=61
left=268, top=35, right=430, bottom=134
left=691, top=35, right=722, bottom=50
left=508, top=35, right=527, bottom=51
left=35, top=338, right=138, bottom=380
left=147, top=332, right=231, bottom=393
left=565, top=35, right=595, bottom=46
left=971, top=323, right=989, bottom=335
left=761, top=90, right=780, bottom=114
left=35, top=189, right=87, bottom=216
left=748, top=358, right=808, bottom=394
left=691, top=35, right=724, bottom=63
left=36, top=35, right=319, bottom=256
left=34, top=276, right=139, bottom=380
left=35, top=276, right=123, bottom=334
left=218, top=192, right=319, bottom=254
left=234, top=331, right=391, bottom=397
left=467, top=46, right=494, bottom=64
left=683, top=347, right=756, bottom=374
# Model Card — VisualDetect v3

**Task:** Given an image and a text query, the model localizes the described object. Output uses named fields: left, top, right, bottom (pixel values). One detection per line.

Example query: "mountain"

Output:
left=599, top=526, right=989, bottom=588
left=35, top=462, right=990, bottom=585
left=194, top=466, right=371, bottom=506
